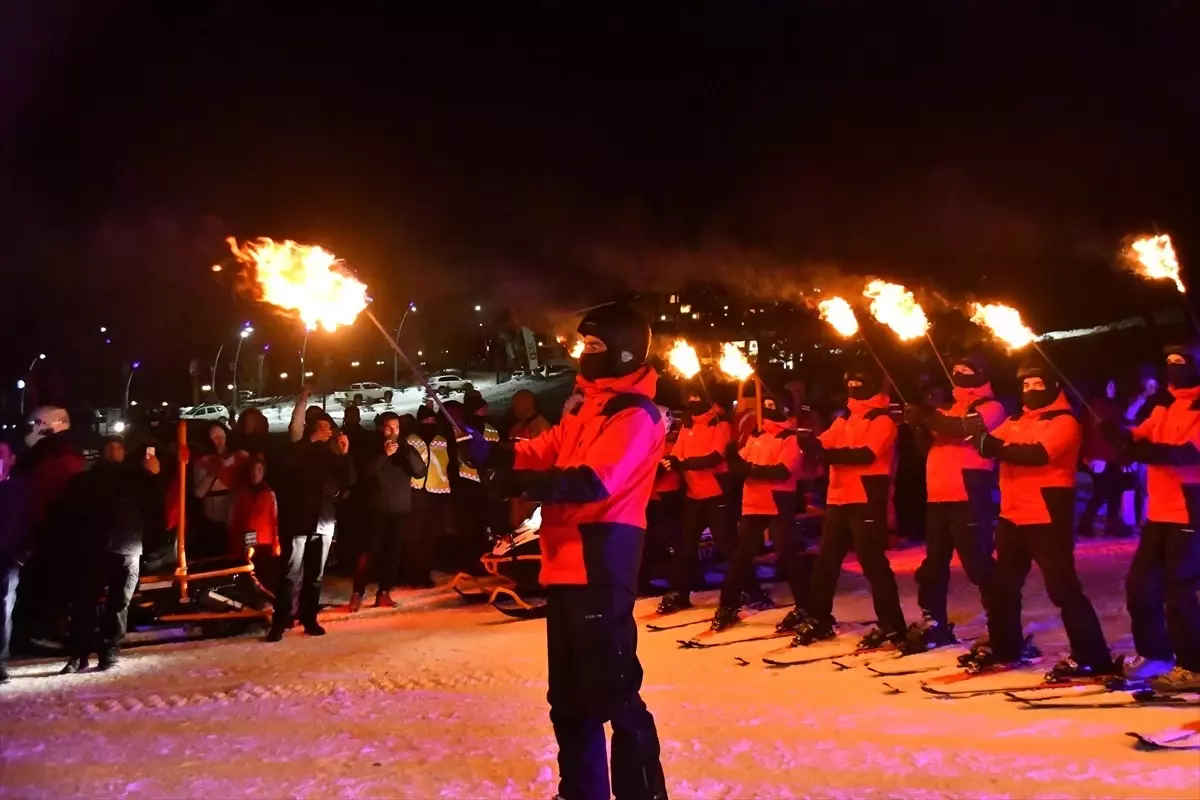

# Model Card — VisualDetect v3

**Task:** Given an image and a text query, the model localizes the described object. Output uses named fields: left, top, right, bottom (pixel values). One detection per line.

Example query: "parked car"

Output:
left=544, top=365, right=575, bottom=379
left=337, top=382, right=395, bottom=405
left=179, top=404, right=232, bottom=424
left=510, top=369, right=528, bottom=381
left=427, top=374, right=474, bottom=396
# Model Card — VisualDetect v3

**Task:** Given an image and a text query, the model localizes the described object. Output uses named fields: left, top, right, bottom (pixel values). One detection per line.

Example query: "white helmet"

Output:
left=25, top=406, right=70, bottom=448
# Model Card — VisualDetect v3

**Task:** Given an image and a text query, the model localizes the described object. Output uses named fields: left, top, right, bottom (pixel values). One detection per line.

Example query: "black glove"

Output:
left=796, top=429, right=818, bottom=454
left=961, top=412, right=988, bottom=439
left=457, top=432, right=492, bottom=469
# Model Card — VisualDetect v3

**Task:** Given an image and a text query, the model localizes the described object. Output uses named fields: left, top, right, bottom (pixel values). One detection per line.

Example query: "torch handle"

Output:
left=365, top=309, right=467, bottom=438
left=753, top=375, right=763, bottom=430
left=859, top=333, right=908, bottom=405
left=175, top=420, right=189, bottom=601
left=1032, top=342, right=1100, bottom=422
left=925, top=331, right=955, bottom=385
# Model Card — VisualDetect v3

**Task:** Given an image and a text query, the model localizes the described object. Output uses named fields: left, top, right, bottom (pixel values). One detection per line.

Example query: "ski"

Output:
left=920, top=677, right=1102, bottom=698
left=1011, top=688, right=1200, bottom=709
left=645, top=617, right=711, bottom=633
left=764, top=644, right=897, bottom=668
left=830, top=647, right=901, bottom=670
left=1127, top=721, right=1200, bottom=750
left=678, top=631, right=791, bottom=650
left=658, top=606, right=769, bottom=634
left=866, top=661, right=953, bottom=677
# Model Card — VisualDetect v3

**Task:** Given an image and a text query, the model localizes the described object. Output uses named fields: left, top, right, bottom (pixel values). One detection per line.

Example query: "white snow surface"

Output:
left=3, top=540, right=1198, bottom=799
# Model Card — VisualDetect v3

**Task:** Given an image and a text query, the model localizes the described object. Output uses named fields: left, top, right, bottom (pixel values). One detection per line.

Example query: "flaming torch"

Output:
left=968, top=301, right=1097, bottom=419
left=1127, top=233, right=1199, bottom=334
left=225, top=237, right=465, bottom=435
left=720, top=341, right=761, bottom=429
left=666, top=339, right=701, bottom=379
left=863, top=280, right=953, bottom=385
left=569, top=340, right=584, bottom=360
left=817, top=296, right=907, bottom=403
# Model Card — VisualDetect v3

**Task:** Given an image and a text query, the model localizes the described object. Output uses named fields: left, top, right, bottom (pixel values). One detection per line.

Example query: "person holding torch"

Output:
left=459, top=302, right=667, bottom=800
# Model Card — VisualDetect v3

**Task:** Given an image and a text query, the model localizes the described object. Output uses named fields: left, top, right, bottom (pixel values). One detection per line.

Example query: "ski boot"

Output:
left=303, top=621, right=327, bottom=637
left=791, top=616, right=836, bottom=647
left=1149, top=665, right=1200, bottom=694
left=97, top=650, right=119, bottom=671
left=374, top=590, right=397, bottom=609
left=710, top=605, right=741, bottom=633
left=1122, top=655, right=1174, bottom=683
left=775, top=606, right=806, bottom=634
left=656, top=590, right=692, bottom=616
left=348, top=592, right=364, bottom=613
left=858, top=625, right=905, bottom=651
left=902, top=612, right=958, bottom=655
left=1044, top=655, right=1122, bottom=684
left=60, top=656, right=88, bottom=675
left=961, top=636, right=1041, bottom=673
left=741, top=587, right=776, bottom=612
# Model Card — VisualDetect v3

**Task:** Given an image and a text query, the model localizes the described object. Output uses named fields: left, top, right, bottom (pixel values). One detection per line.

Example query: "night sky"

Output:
left=2, top=2, right=1198, bottom=404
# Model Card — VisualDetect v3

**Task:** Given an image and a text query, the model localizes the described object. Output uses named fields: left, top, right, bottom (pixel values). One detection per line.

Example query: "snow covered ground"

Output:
left=251, top=372, right=575, bottom=433
left=2, top=539, right=1198, bottom=799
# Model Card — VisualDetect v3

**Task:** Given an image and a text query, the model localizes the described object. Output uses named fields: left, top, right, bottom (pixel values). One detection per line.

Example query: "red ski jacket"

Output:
left=984, top=392, right=1079, bottom=526
left=819, top=393, right=896, bottom=507
left=228, top=485, right=279, bottom=555
left=925, top=385, right=1006, bottom=503
left=513, top=367, right=663, bottom=588
left=670, top=409, right=730, bottom=500
left=1130, top=385, right=1200, bottom=524
left=737, top=420, right=803, bottom=516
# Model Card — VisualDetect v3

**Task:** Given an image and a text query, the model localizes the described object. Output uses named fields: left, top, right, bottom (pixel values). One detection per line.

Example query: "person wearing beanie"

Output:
left=962, top=360, right=1117, bottom=681
left=455, top=389, right=501, bottom=572
left=404, top=404, right=453, bottom=588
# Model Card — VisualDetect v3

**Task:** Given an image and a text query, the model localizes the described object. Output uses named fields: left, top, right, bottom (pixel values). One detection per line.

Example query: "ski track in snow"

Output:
left=3, top=540, right=1198, bottom=798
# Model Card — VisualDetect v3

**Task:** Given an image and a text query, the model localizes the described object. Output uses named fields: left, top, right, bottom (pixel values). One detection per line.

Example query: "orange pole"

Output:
left=753, top=375, right=763, bottom=430
left=176, top=420, right=189, bottom=601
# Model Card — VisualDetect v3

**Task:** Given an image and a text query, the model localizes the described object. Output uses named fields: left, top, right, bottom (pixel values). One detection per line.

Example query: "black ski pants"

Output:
left=1080, top=462, right=1124, bottom=530
left=719, top=494, right=811, bottom=608
left=916, top=477, right=995, bottom=623
left=806, top=499, right=906, bottom=633
left=546, top=584, right=666, bottom=800
left=1126, top=521, right=1200, bottom=671
left=273, top=532, right=332, bottom=629
left=987, top=516, right=1111, bottom=667
left=406, top=493, right=450, bottom=585
left=352, top=511, right=408, bottom=595
left=667, top=495, right=728, bottom=597
left=68, top=553, right=139, bottom=659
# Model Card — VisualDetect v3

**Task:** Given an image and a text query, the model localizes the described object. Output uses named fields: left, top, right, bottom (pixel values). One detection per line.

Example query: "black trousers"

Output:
left=546, top=584, right=666, bottom=800
left=987, top=518, right=1110, bottom=666
left=667, top=495, right=728, bottom=596
left=807, top=501, right=906, bottom=633
left=916, top=483, right=995, bottom=623
left=273, top=533, right=332, bottom=628
left=406, top=493, right=450, bottom=584
left=1081, top=462, right=1124, bottom=529
left=1126, top=521, right=1200, bottom=670
left=719, top=495, right=811, bottom=608
left=352, top=511, right=407, bottom=595
left=68, top=553, right=139, bottom=658
left=454, top=481, right=492, bottom=573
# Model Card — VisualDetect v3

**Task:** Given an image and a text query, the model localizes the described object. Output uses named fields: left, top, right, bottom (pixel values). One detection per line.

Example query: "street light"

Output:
left=19, top=353, right=46, bottom=415
left=474, top=304, right=482, bottom=312
left=393, top=303, right=417, bottom=387
left=231, top=325, right=253, bottom=413
left=124, top=361, right=141, bottom=412
left=100, top=326, right=107, bottom=333
left=201, top=384, right=212, bottom=392
left=279, top=372, right=289, bottom=380
left=351, top=361, right=361, bottom=368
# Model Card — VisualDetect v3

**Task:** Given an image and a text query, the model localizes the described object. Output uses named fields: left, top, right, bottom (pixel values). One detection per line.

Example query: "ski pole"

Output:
left=925, top=330, right=955, bottom=385
left=860, top=333, right=908, bottom=405
left=365, top=308, right=467, bottom=438
left=1031, top=341, right=1099, bottom=422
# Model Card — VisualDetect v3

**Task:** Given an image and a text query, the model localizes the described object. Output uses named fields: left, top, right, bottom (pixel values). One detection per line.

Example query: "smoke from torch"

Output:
left=817, top=297, right=860, bottom=337
left=667, top=339, right=701, bottom=379
left=969, top=302, right=1036, bottom=350
left=1129, top=234, right=1184, bottom=293
left=719, top=342, right=753, bottom=381
left=225, top=237, right=368, bottom=331
left=863, top=280, right=929, bottom=341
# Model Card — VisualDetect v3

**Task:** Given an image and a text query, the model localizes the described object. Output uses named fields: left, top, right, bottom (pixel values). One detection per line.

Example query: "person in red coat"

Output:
left=229, top=455, right=280, bottom=591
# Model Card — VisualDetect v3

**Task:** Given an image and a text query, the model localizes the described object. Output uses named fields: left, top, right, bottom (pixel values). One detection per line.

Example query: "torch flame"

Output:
left=969, top=302, right=1036, bottom=350
left=817, top=297, right=860, bottom=337
left=667, top=339, right=701, bottom=379
left=226, top=237, right=368, bottom=332
left=1129, top=234, right=1184, bottom=293
left=569, top=339, right=584, bottom=359
left=719, top=342, right=754, bottom=381
left=863, top=280, right=929, bottom=341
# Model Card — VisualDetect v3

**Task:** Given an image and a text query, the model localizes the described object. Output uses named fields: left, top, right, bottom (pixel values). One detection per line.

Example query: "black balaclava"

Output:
left=416, top=405, right=438, bottom=440
left=761, top=393, right=789, bottom=423
left=576, top=303, right=651, bottom=382
left=950, top=355, right=989, bottom=389
left=1164, top=345, right=1200, bottom=389
left=684, top=390, right=709, bottom=416
left=1017, top=364, right=1060, bottom=410
left=845, top=362, right=883, bottom=402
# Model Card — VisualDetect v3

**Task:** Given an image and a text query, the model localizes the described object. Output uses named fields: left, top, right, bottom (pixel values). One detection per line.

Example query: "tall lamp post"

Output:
left=124, top=361, right=141, bottom=412
left=210, top=344, right=224, bottom=394
left=231, top=325, right=253, bottom=414
left=19, top=353, right=46, bottom=415
left=257, top=344, right=269, bottom=397
left=392, top=303, right=417, bottom=387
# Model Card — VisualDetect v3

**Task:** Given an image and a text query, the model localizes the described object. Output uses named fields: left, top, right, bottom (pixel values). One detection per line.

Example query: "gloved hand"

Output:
left=796, top=429, right=817, bottom=453
left=457, top=432, right=492, bottom=469
left=962, top=412, right=988, bottom=439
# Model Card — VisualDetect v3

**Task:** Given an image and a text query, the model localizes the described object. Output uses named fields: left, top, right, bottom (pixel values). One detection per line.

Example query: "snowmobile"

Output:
left=451, top=506, right=547, bottom=619
left=127, top=422, right=273, bottom=643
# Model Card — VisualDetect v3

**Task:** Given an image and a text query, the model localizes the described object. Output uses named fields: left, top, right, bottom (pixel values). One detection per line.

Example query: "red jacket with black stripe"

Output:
left=982, top=392, right=1080, bottom=526
left=924, top=385, right=1006, bottom=503
left=1129, top=385, right=1200, bottom=524
left=670, top=409, right=730, bottom=500
left=818, top=393, right=897, bottom=507
left=512, top=367, right=664, bottom=588
left=735, top=420, right=803, bottom=515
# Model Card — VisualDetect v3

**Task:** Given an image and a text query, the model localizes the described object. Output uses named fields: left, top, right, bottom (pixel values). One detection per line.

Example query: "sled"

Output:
left=488, top=586, right=548, bottom=619
left=129, top=422, right=273, bottom=640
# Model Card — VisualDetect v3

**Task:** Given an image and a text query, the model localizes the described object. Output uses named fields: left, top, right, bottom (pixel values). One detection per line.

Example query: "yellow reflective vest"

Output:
left=407, top=433, right=451, bottom=494
left=458, top=423, right=499, bottom=482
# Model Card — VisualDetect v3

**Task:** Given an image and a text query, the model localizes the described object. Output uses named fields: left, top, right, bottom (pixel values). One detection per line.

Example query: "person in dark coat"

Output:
left=267, top=413, right=354, bottom=641
left=61, top=437, right=163, bottom=673
left=0, top=439, right=29, bottom=684
left=348, top=412, right=426, bottom=611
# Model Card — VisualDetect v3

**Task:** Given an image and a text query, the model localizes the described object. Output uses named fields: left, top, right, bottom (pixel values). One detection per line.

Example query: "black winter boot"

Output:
left=710, top=606, right=741, bottom=633
left=656, top=590, right=692, bottom=615
left=791, top=617, right=836, bottom=647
